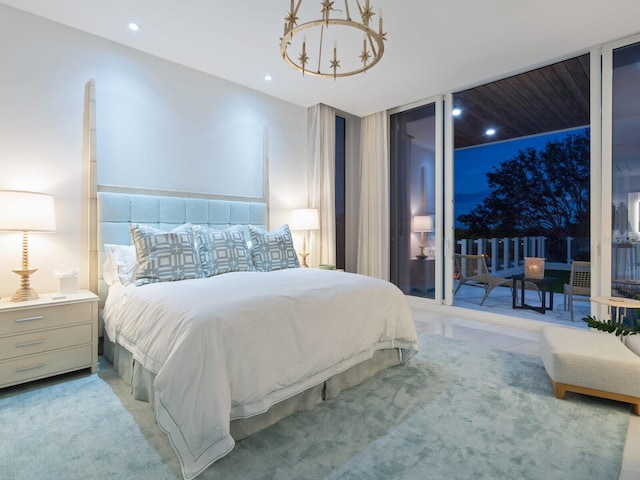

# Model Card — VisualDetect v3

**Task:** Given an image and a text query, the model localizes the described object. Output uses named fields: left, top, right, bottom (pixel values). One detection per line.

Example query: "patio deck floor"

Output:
left=449, top=282, right=591, bottom=328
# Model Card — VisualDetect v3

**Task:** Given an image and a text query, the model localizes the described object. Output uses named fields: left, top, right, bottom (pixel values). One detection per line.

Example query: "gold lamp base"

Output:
left=299, top=251, right=310, bottom=268
left=11, top=267, right=39, bottom=302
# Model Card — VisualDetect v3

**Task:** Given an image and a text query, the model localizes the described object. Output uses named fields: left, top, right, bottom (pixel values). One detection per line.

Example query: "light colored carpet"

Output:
left=0, top=332, right=631, bottom=480
left=0, top=370, right=174, bottom=479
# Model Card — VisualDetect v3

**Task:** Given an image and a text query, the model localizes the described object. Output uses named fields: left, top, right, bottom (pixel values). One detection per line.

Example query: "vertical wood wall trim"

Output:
left=85, top=79, right=98, bottom=296
left=263, top=125, right=270, bottom=228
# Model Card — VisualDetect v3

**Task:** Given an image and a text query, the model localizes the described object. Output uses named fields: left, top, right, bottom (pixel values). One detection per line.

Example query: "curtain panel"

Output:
left=357, top=111, right=390, bottom=280
left=308, top=103, right=336, bottom=267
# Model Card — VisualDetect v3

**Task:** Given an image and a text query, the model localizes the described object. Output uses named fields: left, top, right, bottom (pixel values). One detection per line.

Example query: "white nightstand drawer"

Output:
left=0, top=323, right=92, bottom=361
left=0, top=302, right=92, bottom=336
left=0, top=345, right=92, bottom=388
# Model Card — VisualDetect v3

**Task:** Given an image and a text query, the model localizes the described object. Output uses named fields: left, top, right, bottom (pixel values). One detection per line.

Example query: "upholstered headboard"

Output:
left=84, top=79, right=271, bottom=332
left=96, top=190, right=267, bottom=307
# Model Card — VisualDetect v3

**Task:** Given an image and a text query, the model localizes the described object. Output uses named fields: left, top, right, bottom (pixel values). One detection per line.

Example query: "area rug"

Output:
left=0, top=332, right=631, bottom=480
left=0, top=373, right=174, bottom=480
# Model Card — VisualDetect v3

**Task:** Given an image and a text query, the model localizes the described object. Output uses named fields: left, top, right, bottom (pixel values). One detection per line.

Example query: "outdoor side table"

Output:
left=590, top=296, right=640, bottom=324
left=512, top=274, right=556, bottom=314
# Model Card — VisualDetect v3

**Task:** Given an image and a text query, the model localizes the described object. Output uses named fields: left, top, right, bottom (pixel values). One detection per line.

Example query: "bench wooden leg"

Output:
left=551, top=379, right=640, bottom=416
left=551, top=381, right=566, bottom=399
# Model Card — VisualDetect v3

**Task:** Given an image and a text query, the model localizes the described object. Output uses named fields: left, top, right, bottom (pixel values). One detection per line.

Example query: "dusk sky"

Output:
left=454, top=127, right=586, bottom=227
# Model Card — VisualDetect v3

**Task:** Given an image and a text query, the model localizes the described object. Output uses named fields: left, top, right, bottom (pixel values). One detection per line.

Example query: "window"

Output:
left=335, top=115, right=346, bottom=270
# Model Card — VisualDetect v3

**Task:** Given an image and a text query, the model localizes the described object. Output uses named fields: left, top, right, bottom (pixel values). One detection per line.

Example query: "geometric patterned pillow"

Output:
left=129, top=223, right=203, bottom=285
left=248, top=224, right=300, bottom=272
left=191, top=224, right=255, bottom=277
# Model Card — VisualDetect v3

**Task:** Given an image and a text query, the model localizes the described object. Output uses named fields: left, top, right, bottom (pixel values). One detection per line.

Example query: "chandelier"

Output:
left=280, top=0, right=386, bottom=78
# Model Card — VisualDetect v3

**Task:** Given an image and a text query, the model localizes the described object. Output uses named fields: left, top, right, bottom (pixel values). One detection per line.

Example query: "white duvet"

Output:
left=104, top=268, right=419, bottom=479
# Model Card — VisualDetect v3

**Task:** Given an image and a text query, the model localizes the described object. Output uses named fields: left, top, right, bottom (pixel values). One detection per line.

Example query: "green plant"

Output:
left=582, top=315, right=640, bottom=336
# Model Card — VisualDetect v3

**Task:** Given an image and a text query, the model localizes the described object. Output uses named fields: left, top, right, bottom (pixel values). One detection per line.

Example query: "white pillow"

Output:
left=104, top=244, right=137, bottom=286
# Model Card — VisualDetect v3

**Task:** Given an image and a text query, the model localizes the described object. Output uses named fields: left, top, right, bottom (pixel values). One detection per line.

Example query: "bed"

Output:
left=96, top=190, right=419, bottom=480
left=84, top=78, right=418, bottom=479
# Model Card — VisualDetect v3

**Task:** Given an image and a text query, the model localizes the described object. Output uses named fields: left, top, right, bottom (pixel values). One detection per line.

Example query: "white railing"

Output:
left=456, top=236, right=577, bottom=275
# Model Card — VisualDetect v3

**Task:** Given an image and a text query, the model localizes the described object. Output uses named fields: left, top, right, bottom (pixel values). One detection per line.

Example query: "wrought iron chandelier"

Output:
left=280, top=0, right=386, bottom=78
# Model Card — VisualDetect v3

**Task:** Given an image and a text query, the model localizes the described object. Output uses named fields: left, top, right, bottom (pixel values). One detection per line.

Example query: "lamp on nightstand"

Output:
left=290, top=208, right=320, bottom=268
left=0, top=191, right=56, bottom=301
left=412, top=215, right=433, bottom=260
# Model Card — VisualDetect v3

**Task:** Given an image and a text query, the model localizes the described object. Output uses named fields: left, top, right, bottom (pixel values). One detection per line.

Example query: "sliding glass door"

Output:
left=389, top=98, right=443, bottom=301
left=602, top=35, right=640, bottom=316
left=386, top=35, right=639, bottom=328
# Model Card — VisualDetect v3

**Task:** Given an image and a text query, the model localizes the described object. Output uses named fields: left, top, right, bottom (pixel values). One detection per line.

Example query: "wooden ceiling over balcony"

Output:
left=453, top=54, right=590, bottom=149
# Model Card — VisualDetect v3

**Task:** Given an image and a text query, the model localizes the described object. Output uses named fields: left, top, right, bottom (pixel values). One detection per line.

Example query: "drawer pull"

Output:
left=15, top=315, right=44, bottom=323
left=16, top=339, right=45, bottom=348
left=15, top=363, right=44, bottom=373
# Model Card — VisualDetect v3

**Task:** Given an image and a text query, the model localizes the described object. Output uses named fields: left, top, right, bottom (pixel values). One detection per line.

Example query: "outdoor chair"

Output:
left=563, top=260, right=591, bottom=322
left=454, top=253, right=539, bottom=306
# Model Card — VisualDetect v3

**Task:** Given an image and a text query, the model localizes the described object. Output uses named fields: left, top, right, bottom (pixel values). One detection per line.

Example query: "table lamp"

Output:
left=290, top=208, right=320, bottom=268
left=413, top=215, right=433, bottom=259
left=0, top=191, right=56, bottom=301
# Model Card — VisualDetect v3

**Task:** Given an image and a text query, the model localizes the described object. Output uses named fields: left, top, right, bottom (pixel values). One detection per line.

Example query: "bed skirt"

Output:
left=103, top=334, right=405, bottom=440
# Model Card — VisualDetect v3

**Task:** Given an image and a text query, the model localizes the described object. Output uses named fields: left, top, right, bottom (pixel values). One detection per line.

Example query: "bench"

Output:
left=540, top=325, right=640, bottom=415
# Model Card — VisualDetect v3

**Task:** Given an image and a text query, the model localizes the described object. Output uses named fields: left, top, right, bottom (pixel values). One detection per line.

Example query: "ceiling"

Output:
left=2, top=0, right=640, bottom=119
left=453, top=55, right=590, bottom=149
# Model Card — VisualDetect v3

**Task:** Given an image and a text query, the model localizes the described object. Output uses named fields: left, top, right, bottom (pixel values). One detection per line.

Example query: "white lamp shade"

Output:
left=0, top=191, right=56, bottom=232
left=290, top=208, right=320, bottom=231
left=413, top=215, right=433, bottom=232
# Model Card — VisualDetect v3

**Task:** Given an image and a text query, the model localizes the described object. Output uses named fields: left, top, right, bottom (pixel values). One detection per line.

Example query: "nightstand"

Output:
left=0, top=290, right=98, bottom=389
left=410, top=258, right=435, bottom=293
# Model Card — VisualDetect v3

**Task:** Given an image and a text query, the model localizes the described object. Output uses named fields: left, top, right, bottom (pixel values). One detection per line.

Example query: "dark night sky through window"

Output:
left=454, top=127, right=586, bottom=227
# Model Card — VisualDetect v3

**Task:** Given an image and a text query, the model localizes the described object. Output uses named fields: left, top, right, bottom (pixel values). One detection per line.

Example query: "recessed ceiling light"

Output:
left=264, top=74, right=272, bottom=81
left=452, top=108, right=462, bottom=116
left=486, top=128, right=496, bottom=136
left=128, top=22, right=140, bottom=31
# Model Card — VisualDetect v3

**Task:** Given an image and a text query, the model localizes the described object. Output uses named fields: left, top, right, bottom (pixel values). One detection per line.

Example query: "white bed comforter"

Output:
left=103, top=268, right=418, bottom=479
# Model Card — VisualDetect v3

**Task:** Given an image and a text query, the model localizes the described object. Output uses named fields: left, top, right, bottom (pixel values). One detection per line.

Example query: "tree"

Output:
left=458, top=130, right=590, bottom=240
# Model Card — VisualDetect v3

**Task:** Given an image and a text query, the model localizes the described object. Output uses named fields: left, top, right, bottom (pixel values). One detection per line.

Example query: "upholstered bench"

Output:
left=540, top=325, right=640, bottom=415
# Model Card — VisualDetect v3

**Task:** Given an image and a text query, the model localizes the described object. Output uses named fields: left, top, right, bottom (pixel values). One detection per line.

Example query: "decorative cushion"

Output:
left=104, top=244, right=137, bottom=285
left=130, top=223, right=203, bottom=285
left=249, top=224, right=299, bottom=272
left=625, top=335, right=640, bottom=357
left=192, top=224, right=254, bottom=277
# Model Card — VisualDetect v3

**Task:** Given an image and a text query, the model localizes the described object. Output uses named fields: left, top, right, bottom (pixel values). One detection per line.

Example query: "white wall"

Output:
left=0, top=4, right=308, bottom=297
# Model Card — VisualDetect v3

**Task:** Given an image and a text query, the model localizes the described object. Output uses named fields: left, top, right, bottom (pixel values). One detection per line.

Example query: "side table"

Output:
left=512, top=274, right=555, bottom=314
left=590, top=296, right=640, bottom=324
left=0, top=291, right=98, bottom=389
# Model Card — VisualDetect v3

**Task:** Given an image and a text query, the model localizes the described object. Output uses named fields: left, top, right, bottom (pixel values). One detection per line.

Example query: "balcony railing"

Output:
left=456, top=236, right=584, bottom=275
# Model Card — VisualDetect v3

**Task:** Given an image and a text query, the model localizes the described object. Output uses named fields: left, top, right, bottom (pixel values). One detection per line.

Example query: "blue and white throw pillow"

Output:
left=192, top=224, right=254, bottom=277
left=130, top=223, right=203, bottom=285
left=249, top=224, right=300, bottom=272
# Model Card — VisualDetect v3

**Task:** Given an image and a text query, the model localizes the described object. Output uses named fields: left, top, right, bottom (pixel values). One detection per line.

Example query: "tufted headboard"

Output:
left=96, top=190, right=268, bottom=307
left=84, top=79, right=271, bottom=334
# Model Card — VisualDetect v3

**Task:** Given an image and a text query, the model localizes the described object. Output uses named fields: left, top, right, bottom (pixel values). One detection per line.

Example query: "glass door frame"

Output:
left=599, top=32, right=640, bottom=318
left=388, top=95, right=445, bottom=303
left=389, top=34, right=638, bottom=320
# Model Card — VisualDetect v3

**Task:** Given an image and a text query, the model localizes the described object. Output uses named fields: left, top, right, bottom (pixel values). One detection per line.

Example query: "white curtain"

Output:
left=357, top=111, right=390, bottom=280
left=308, top=103, right=336, bottom=267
